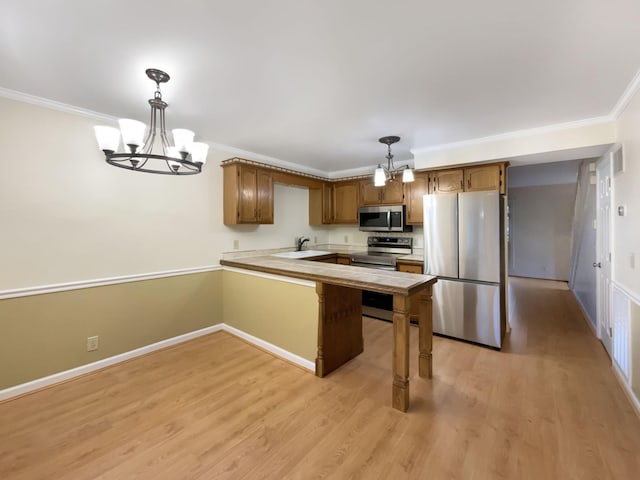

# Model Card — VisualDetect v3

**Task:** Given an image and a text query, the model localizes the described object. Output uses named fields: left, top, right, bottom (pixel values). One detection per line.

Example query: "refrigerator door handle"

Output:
left=387, top=210, right=391, bottom=231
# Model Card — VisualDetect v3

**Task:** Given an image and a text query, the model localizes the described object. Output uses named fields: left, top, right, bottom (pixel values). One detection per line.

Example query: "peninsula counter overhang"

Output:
left=219, top=255, right=437, bottom=296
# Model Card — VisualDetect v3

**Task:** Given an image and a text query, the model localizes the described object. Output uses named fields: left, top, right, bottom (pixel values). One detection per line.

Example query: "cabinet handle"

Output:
left=467, top=179, right=471, bottom=189
left=460, top=180, right=463, bottom=189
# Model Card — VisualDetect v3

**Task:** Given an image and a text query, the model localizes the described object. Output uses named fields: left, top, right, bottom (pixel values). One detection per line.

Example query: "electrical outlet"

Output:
left=344, top=235, right=349, bottom=243
left=314, top=236, right=317, bottom=244
left=233, top=239, right=239, bottom=250
left=87, top=336, right=99, bottom=352
left=631, top=252, right=635, bottom=269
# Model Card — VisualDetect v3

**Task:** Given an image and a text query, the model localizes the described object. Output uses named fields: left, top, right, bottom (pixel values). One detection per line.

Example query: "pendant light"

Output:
left=374, top=136, right=414, bottom=186
left=94, top=69, right=208, bottom=175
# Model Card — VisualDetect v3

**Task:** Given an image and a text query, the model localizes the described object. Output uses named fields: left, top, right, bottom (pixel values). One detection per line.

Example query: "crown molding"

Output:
left=610, top=67, right=640, bottom=119
left=207, top=141, right=330, bottom=178
left=0, top=86, right=334, bottom=179
left=0, top=86, right=117, bottom=123
left=410, top=115, right=614, bottom=156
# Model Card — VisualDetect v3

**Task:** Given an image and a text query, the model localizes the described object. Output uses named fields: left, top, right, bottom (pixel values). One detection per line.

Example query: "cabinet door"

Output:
left=333, top=182, right=358, bottom=223
left=381, top=180, right=404, bottom=204
left=397, top=263, right=423, bottom=274
left=336, top=255, right=351, bottom=265
left=464, top=164, right=503, bottom=193
left=257, top=169, right=273, bottom=223
left=404, top=173, right=429, bottom=224
left=322, top=183, right=334, bottom=223
left=238, top=166, right=258, bottom=222
left=359, top=181, right=382, bottom=205
left=431, top=169, right=464, bottom=194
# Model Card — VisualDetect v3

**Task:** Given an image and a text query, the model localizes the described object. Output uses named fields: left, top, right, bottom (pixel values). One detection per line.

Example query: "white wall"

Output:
left=614, top=91, right=640, bottom=299
left=0, top=96, right=328, bottom=291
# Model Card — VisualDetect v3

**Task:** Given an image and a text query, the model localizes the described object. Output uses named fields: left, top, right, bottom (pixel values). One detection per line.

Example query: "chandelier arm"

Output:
left=140, top=104, right=155, bottom=154
left=136, top=156, right=150, bottom=170
left=159, top=108, right=171, bottom=154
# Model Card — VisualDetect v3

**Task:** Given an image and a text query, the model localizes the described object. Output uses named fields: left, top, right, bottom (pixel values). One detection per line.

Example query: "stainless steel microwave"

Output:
left=358, top=205, right=412, bottom=232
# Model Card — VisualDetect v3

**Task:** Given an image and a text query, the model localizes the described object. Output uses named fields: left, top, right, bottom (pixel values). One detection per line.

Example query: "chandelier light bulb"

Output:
left=402, top=166, right=415, bottom=183
left=172, top=129, right=195, bottom=155
left=93, top=126, right=120, bottom=153
left=374, top=166, right=387, bottom=186
left=189, top=142, right=210, bottom=165
left=118, top=119, right=146, bottom=153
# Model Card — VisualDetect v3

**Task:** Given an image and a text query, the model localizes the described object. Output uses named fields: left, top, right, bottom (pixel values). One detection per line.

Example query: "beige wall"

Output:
left=222, top=270, right=318, bottom=362
left=0, top=271, right=223, bottom=389
left=0, top=96, right=331, bottom=291
left=412, top=120, right=616, bottom=169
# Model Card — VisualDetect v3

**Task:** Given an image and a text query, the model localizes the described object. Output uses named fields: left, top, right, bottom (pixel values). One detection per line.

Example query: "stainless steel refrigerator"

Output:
left=423, top=191, right=506, bottom=348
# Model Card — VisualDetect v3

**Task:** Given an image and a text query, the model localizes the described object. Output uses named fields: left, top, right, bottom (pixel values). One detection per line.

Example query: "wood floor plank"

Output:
left=1, top=278, right=640, bottom=479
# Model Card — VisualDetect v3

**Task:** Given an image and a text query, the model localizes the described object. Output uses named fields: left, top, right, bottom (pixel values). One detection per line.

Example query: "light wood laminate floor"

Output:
left=1, top=277, right=640, bottom=479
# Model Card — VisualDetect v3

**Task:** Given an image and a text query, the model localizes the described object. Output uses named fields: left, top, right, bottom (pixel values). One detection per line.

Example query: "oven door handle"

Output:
left=351, top=262, right=397, bottom=271
left=387, top=210, right=391, bottom=231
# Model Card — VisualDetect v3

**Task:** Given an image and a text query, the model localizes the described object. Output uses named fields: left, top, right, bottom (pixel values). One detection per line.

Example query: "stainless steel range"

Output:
left=350, top=236, right=413, bottom=321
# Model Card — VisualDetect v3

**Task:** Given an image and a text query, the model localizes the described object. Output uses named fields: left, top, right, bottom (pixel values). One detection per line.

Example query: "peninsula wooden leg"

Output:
left=392, top=294, right=410, bottom=412
left=418, top=284, right=433, bottom=378
left=315, top=282, right=363, bottom=378
left=315, top=282, right=326, bottom=377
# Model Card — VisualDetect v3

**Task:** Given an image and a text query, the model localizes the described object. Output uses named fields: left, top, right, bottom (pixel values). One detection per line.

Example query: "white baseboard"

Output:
left=612, top=362, right=640, bottom=420
left=223, top=324, right=315, bottom=372
left=571, top=290, right=598, bottom=336
left=0, top=323, right=314, bottom=402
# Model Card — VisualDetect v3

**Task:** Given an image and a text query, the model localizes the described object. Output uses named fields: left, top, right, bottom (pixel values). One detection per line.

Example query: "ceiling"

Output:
left=2, top=0, right=640, bottom=175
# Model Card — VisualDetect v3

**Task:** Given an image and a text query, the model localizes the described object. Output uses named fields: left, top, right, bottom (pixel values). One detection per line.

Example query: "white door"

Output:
left=596, top=156, right=612, bottom=356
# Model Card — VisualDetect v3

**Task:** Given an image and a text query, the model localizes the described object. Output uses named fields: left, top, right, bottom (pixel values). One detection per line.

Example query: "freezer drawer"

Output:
left=432, top=279, right=502, bottom=348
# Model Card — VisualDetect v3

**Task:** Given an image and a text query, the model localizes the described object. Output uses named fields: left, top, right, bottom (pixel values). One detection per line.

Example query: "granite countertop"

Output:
left=220, top=254, right=436, bottom=296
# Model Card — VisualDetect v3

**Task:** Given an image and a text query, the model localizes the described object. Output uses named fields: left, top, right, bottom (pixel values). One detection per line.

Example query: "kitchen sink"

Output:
left=271, top=250, right=332, bottom=259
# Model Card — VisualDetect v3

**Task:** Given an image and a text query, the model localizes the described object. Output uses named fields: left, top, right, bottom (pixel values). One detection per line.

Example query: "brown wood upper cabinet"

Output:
left=359, top=179, right=404, bottom=206
left=309, top=181, right=359, bottom=224
left=464, top=164, right=505, bottom=192
left=430, top=163, right=506, bottom=195
left=223, top=163, right=274, bottom=224
left=430, top=169, right=464, bottom=194
left=404, top=172, right=429, bottom=224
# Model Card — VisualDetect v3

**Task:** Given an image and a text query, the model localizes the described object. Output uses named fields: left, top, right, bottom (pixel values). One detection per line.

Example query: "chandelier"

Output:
left=94, top=68, right=208, bottom=175
left=373, top=136, right=414, bottom=186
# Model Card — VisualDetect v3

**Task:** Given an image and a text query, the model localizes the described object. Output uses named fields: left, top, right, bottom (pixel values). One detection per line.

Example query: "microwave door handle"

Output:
left=387, top=210, right=391, bottom=231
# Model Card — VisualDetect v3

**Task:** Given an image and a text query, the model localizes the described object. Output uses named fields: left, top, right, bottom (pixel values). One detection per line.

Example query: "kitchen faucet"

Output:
left=296, top=236, right=310, bottom=251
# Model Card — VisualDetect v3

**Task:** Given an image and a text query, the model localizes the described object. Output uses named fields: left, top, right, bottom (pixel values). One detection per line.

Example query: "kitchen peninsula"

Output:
left=220, top=254, right=437, bottom=412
